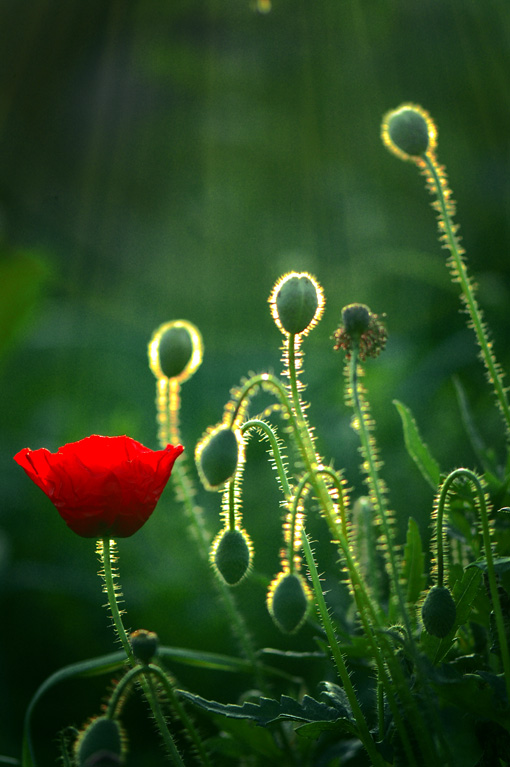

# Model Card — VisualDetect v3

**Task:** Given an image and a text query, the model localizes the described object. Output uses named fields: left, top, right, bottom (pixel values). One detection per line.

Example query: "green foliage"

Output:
left=5, top=8, right=510, bottom=765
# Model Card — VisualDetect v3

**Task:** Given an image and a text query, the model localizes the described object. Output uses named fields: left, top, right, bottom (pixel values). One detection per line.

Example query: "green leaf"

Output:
left=295, top=718, right=358, bottom=740
left=394, top=400, right=441, bottom=489
left=158, top=646, right=254, bottom=673
left=177, top=690, right=340, bottom=728
left=402, top=516, right=427, bottom=604
left=467, top=557, right=510, bottom=576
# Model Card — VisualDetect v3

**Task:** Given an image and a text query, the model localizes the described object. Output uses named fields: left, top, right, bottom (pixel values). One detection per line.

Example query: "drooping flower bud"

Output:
left=130, top=629, right=159, bottom=665
left=267, top=571, right=311, bottom=634
left=381, top=103, right=437, bottom=162
left=211, top=527, right=253, bottom=586
left=74, top=716, right=126, bottom=767
left=148, top=320, right=203, bottom=382
left=269, top=272, right=325, bottom=336
left=421, top=585, right=456, bottom=638
left=196, top=426, right=240, bottom=490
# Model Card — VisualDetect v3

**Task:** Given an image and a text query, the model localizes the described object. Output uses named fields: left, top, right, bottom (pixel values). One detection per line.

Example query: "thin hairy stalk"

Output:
left=148, top=664, right=215, bottom=767
left=302, top=531, right=384, bottom=766
left=157, top=387, right=258, bottom=667
left=98, top=539, right=185, bottom=767
left=230, top=360, right=438, bottom=759
left=435, top=469, right=510, bottom=701
left=423, top=154, right=510, bottom=439
left=348, top=350, right=409, bottom=630
left=241, top=418, right=292, bottom=497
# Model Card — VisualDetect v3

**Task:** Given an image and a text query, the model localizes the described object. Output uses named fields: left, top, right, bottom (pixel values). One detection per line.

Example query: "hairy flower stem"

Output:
left=230, top=360, right=437, bottom=762
left=163, top=404, right=258, bottom=669
left=302, top=531, right=384, bottom=766
left=98, top=539, right=185, bottom=767
left=107, top=664, right=213, bottom=767
left=348, top=349, right=409, bottom=630
left=423, top=154, right=510, bottom=440
left=434, top=469, right=510, bottom=701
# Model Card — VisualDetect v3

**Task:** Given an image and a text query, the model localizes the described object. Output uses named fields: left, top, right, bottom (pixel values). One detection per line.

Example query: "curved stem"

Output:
left=241, top=418, right=292, bottom=497
left=435, top=469, right=510, bottom=702
left=99, top=539, right=185, bottom=767
left=302, top=531, right=385, bottom=767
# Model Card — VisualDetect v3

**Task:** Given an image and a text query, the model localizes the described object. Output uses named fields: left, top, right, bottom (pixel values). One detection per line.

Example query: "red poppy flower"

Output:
left=14, top=435, right=184, bottom=538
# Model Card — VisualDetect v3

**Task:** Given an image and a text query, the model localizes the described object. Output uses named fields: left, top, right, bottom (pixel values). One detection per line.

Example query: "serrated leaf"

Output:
left=178, top=690, right=340, bottom=727
left=402, top=516, right=427, bottom=604
left=467, top=557, right=510, bottom=576
left=394, top=400, right=441, bottom=489
left=319, top=681, right=354, bottom=720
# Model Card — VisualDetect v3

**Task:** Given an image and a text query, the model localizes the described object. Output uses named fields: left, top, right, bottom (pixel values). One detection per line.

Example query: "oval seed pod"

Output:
left=148, top=320, right=203, bottom=382
left=75, top=716, right=126, bottom=767
left=212, top=527, right=252, bottom=586
left=196, top=426, right=240, bottom=490
left=267, top=571, right=311, bottom=634
left=421, top=585, right=456, bottom=638
left=381, top=103, right=437, bottom=162
left=269, top=272, right=324, bottom=336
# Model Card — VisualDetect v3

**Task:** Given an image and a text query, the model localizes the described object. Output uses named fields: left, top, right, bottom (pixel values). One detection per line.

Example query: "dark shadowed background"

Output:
left=1, top=0, right=509, bottom=763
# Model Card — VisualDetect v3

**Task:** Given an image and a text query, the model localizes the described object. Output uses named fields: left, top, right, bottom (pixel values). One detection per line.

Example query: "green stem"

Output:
left=168, top=436, right=258, bottom=668
left=231, top=353, right=436, bottom=762
left=148, top=664, right=215, bottom=767
left=436, top=469, right=510, bottom=702
left=349, top=349, right=409, bottom=630
left=302, top=531, right=384, bottom=767
left=99, top=539, right=185, bottom=767
left=241, top=418, right=292, bottom=497
left=424, top=154, right=510, bottom=439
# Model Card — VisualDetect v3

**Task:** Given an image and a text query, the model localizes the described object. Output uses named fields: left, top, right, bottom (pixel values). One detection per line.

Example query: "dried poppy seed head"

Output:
left=333, top=304, right=387, bottom=361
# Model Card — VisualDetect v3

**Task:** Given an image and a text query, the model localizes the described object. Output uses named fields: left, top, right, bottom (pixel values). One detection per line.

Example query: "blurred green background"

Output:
left=1, top=0, right=510, bottom=762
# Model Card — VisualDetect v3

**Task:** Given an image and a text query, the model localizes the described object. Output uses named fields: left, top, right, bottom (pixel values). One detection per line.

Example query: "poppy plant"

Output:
left=14, top=435, right=184, bottom=538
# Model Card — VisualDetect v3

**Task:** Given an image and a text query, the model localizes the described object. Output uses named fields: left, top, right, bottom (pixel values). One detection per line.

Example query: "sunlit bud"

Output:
left=211, top=527, right=253, bottom=586
left=421, top=585, right=456, bottom=638
left=148, top=320, right=203, bottom=382
left=269, top=272, right=325, bottom=336
left=267, top=571, right=311, bottom=634
left=196, top=426, right=240, bottom=490
left=75, top=716, right=126, bottom=767
left=381, top=103, right=437, bottom=162
left=130, top=629, right=159, bottom=665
